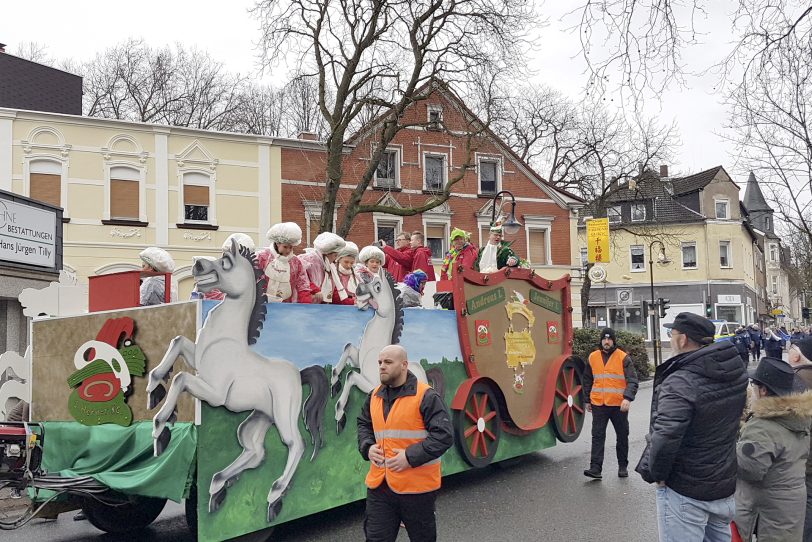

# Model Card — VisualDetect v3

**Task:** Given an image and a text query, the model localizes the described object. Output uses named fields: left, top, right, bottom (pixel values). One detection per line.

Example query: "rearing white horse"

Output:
left=146, top=241, right=328, bottom=522
left=331, top=270, right=443, bottom=432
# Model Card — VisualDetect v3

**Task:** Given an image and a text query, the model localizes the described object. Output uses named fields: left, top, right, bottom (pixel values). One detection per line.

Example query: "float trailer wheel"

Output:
left=454, top=381, right=502, bottom=468
left=551, top=358, right=585, bottom=443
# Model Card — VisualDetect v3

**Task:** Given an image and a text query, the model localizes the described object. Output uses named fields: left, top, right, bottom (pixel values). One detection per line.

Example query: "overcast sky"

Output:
left=2, top=1, right=742, bottom=181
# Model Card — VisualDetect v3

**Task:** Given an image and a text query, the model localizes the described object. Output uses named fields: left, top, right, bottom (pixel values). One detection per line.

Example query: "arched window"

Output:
left=181, top=171, right=213, bottom=224
left=28, top=159, right=62, bottom=207
left=109, top=166, right=142, bottom=221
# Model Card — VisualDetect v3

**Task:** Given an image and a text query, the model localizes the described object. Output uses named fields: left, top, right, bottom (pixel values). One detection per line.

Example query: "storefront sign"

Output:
left=586, top=218, right=610, bottom=263
left=717, top=294, right=741, bottom=304
left=0, top=198, right=57, bottom=268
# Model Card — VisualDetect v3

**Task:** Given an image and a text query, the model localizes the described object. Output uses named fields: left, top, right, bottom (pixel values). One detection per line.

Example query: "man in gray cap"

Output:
left=637, top=312, right=748, bottom=542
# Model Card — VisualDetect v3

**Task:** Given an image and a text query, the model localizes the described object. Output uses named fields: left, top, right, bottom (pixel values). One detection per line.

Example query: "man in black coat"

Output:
left=636, top=313, right=747, bottom=542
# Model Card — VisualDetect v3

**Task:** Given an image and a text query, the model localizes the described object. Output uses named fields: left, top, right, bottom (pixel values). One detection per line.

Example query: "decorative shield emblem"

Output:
left=547, top=321, right=560, bottom=344
left=475, top=320, right=491, bottom=346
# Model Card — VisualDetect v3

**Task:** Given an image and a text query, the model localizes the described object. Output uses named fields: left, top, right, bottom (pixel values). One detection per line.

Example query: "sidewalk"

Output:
left=0, top=487, right=31, bottom=519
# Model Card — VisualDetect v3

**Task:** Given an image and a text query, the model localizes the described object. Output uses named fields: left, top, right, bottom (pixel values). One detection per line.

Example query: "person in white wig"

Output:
left=256, top=222, right=312, bottom=303
left=221, top=233, right=255, bottom=253
left=139, top=246, right=178, bottom=306
left=300, top=232, right=346, bottom=304
left=358, top=245, right=386, bottom=275
left=332, top=241, right=363, bottom=305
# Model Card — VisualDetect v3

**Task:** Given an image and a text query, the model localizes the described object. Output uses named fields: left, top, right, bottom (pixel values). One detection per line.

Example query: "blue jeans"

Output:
left=656, top=486, right=735, bottom=542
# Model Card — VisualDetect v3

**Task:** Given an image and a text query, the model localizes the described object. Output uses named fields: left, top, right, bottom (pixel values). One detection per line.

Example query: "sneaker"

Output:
left=618, top=467, right=629, bottom=478
left=73, top=512, right=86, bottom=521
left=583, top=468, right=602, bottom=479
left=9, top=488, right=22, bottom=499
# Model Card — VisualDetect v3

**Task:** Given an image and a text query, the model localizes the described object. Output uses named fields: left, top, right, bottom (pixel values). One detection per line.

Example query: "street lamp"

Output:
left=649, top=240, right=671, bottom=367
left=490, top=190, right=522, bottom=235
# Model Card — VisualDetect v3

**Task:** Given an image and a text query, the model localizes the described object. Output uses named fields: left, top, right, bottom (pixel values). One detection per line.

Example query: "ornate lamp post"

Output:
left=649, top=240, right=671, bottom=366
left=490, top=190, right=522, bottom=234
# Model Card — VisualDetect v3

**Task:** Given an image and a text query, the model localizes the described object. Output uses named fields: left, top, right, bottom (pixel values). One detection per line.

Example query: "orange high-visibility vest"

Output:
left=588, top=349, right=628, bottom=407
left=365, top=381, right=441, bottom=494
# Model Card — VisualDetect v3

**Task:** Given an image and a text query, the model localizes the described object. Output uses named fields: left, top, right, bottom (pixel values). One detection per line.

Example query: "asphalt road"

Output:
left=5, top=383, right=657, bottom=542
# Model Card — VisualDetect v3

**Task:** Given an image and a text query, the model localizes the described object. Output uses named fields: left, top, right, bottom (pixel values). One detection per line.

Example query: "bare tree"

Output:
left=571, top=1, right=812, bottom=101
left=252, top=0, right=534, bottom=236
left=229, top=84, right=287, bottom=136
left=80, top=39, right=246, bottom=131
left=281, top=74, right=329, bottom=138
left=726, top=12, right=812, bottom=248
left=12, top=41, right=52, bottom=64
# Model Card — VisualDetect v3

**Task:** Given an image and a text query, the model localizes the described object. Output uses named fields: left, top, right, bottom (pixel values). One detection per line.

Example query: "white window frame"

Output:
left=423, top=221, right=450, bottom=264
left=580, top=247, right=588, bottom=268
left=104, top=162, right=147, bottom=222
left=771, top=274, right=778, bottom=294
left=427, top=104, right=443, bottom=124
left=178, top=169, right=217, bottom=226
left=423, top=152, right=447, bottom=191
left=373, top=147, right=401, bottom=189
left=523, top=216, right=554, bottom=268
left=477, top=154, right=502, bottom=196
left=607, top=205, right=622, bottom=224
left=631, top=202, right=646, bottom=222
left=715, top=199, right=729, bottom=220
left=630, top=245, right=646, bottom=272
left=719, top=240, right=732, bottom=268
left=769, top=243, right=778, bottom=263
left=373, top=213, right=403, bottom=249
left=304, top=201, right=338, bottom=246
left=24, top=156, right=69, bottom=216
left=681, top=242, right=698, bottom=269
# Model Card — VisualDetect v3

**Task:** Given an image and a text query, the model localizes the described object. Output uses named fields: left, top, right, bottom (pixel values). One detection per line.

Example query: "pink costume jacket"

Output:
left=256, top=248, right=312, bottom=304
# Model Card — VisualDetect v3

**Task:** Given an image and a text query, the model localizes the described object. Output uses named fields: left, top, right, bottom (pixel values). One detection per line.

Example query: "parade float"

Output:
left=0, top=242, right=584, bottom=541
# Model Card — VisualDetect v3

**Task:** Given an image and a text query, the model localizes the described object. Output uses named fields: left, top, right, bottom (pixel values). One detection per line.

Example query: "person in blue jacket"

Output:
left=748, top=324, right=763, bottom=362
left=764, top=327, right=784, bottom=358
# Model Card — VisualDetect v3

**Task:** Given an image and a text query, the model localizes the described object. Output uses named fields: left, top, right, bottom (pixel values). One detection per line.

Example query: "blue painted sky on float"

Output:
left=201, top=301, right=462, bottom=369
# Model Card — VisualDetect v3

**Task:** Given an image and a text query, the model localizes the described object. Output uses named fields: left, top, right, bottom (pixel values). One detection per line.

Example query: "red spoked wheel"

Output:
left=551, top=358, right=585, bottom=443
left=454, top=381, right=501, bottom=468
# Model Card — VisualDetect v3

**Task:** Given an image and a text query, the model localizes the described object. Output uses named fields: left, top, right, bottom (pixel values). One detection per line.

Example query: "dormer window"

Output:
left=631, top=203, right=646, bottom=222
left=715, top=199, right=729, bottom=220
left=607, top=206, right=621, bottom=224
left=427, top=105, right=443, bottom=130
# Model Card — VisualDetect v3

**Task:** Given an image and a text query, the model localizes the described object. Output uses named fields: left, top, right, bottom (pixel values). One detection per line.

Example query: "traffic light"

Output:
left=658, top=298, right=671, bottom=319
left=706, top=303, right=713, bottom=318
left=804, top=307, right=810, bottom=320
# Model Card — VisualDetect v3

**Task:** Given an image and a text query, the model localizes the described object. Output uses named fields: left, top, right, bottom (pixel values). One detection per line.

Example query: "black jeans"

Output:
left=590, top=405, right=629, bottom=471
left=364, top=480, right=437, bottom=542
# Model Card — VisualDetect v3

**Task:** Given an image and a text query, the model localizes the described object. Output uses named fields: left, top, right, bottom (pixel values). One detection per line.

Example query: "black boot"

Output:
left=583, top=467, right=602, bottom=479
left=618, top=466, right=629, bottom=478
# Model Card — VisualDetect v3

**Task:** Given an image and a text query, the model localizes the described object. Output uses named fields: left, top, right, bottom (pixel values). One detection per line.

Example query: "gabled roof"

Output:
left=344, top=79, right=585, bottom=207
left=743, top=171, right=772, bottom=212
left=671, top=166, right=725, bottom=195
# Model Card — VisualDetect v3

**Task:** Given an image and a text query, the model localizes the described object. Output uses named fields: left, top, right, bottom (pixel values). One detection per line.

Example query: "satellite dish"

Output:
left=588, top=265, right=607, bottom=283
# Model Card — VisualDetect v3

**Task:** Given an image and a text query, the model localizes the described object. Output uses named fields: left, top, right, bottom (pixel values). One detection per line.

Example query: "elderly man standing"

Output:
left=475, top=222, right=522, bottom=273
left=357, top=345, right=453, bottom=542
left=637, top=313, right=747, bottom=542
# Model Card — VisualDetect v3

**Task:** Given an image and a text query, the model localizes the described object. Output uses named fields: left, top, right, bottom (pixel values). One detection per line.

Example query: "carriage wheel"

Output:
left=454, top=381, right=501, bottom=468
left=551, top=359, right=585, bottom=443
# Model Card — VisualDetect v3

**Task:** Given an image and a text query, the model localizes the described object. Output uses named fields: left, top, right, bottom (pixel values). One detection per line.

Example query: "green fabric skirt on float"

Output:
left=37, top=421, right=196, bottom=503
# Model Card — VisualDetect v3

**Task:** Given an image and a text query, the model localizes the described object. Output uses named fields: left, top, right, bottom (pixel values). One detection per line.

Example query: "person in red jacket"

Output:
left=380, top=233, right=410, bottom=282
left=440, top=228, right=478, bottom=280
left=381, top=231, right=436, bottom=282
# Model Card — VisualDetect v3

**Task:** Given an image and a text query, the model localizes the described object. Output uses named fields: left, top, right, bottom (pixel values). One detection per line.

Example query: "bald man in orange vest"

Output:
left=357, top=345, right=453, bottom=542
left=583, top=328, right=639, bottom=480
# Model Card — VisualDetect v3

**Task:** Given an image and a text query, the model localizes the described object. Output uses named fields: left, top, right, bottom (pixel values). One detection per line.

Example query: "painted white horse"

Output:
left=146, top=241, right=328, bottom=522
left=331, top=270, right=444, bottom=432
left=0, top=348, right=30, bottom=421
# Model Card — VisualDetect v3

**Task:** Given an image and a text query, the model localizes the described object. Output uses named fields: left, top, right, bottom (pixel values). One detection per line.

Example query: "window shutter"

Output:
left=29, top=173, right=61, bottom=207
left=110, top=179, right=140, bottom=219
left=426, top=225, right=445, bottom=240
left=480, top=226, right=490, bottom=247
left=528, top=229, right=547, bottom=264
left=308, top=218, right=321, bottom=244
left=184, top=185, right=209, bottom=206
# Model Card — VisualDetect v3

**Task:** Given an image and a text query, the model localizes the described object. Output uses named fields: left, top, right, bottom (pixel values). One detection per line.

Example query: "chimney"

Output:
left=297, top=131, right=318, bottom=141
left=0, top=43, right=6, bottom=54
left=660, top=164, right=669, bottom=177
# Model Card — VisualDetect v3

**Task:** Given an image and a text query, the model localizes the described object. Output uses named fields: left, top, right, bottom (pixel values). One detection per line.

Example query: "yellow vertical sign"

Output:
left=587, top=218, right=610, bottom=263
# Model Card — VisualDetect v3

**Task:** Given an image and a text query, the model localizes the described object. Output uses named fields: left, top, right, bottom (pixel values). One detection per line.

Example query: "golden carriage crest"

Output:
left=504, top=291, right=536, bottom=393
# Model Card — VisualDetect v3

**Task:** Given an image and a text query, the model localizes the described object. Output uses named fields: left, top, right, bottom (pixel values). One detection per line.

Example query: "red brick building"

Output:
left=279, top=83, right=583, bottom=277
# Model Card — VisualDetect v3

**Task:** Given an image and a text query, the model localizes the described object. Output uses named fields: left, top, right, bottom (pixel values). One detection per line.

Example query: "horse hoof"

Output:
left=209, top=487, right=227, bottom=513
left=148, top=384, right=166, bottom=410
left=331, top=380, right=341, bottom=398
left=154, top=427, right=171, bottom=457
left=267, top=500, right=283, bottom=522
left=336, top=414, right=346, bottom=435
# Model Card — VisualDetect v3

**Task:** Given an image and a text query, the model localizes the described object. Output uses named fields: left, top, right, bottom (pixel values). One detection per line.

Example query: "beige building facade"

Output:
left=0, top=108, right=324, bottom=299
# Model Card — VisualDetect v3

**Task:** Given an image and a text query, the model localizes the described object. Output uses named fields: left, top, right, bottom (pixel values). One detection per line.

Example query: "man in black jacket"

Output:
left=357, top=345, right=453, bottom=542
left=636, top=313, right=747, bottom=542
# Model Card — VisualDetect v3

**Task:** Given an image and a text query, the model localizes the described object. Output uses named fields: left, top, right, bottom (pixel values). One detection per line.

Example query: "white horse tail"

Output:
left=300, top=365, right=328, bottom=461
